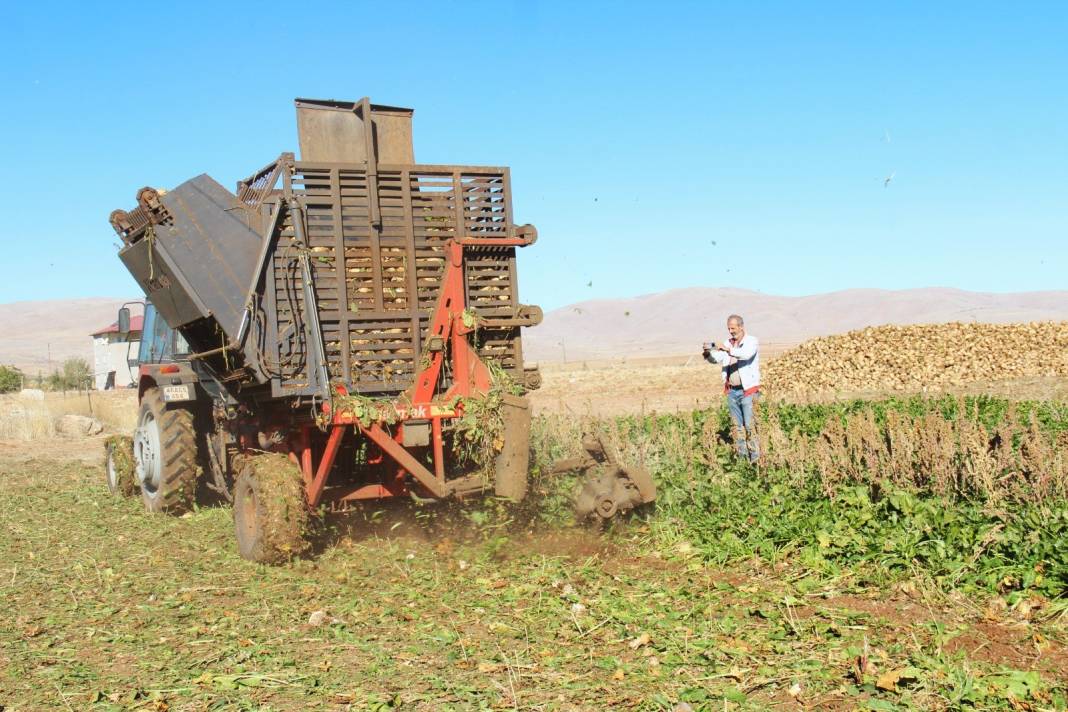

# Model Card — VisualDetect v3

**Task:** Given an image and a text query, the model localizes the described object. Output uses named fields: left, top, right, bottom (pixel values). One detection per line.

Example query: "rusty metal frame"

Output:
left=236, top=154, right=287, bottom=207
left=298, top=234, right=506, bottom=506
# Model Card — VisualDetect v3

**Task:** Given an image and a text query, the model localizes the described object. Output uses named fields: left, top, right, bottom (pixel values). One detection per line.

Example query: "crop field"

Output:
left=2, top=358, right=1068, bottom=710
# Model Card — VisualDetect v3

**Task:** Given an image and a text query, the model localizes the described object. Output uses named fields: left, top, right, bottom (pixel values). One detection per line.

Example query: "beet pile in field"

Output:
left=764, top=321, right=1068, bottom=396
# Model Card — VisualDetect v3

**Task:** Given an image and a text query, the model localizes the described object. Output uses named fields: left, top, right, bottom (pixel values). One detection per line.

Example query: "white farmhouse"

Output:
left=90, top=316, right=142, bottom=390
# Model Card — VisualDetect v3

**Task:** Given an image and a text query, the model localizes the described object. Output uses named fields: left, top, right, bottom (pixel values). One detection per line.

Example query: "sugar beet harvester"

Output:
left=106, top=98, right=655, bottom=563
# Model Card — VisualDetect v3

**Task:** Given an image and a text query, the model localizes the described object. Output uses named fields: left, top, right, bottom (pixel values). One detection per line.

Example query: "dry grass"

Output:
left=533, top=395, right=1068, bottom=507
left=0, top=399, right=55, bottom=440
left=0, top=389, right=137, bottom=440
left=761, top=400, right=1068, bottom=504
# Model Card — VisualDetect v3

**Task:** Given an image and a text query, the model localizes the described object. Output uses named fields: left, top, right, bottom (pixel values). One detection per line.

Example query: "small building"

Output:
left=91, top=316, right=143, bottom=390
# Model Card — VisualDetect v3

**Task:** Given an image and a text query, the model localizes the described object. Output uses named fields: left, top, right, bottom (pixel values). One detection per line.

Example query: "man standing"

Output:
left=703, top=314, right=760, bottom=462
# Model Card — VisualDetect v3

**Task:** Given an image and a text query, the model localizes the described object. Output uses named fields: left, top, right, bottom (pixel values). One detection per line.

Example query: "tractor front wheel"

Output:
left=104, top=435, right=137, bottom=496
left=232, top=453, right=310, bottom=564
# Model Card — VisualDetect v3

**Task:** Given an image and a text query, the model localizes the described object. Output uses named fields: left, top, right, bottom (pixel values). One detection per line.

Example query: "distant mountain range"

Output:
left=521, top=287, right=1068, bottom=361
left=0, top=298, right=135, bottom=375
left=3, top=288, right=1066, bottom=374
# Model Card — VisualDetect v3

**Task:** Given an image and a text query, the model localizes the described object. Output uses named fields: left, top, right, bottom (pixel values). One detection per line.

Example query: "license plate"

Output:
left=162, top=384, right=193, bottom=402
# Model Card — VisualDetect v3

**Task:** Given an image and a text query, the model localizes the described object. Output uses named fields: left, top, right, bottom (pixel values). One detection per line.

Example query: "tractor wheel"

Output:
left=232, top=453, right=310, bottom=564
left=134, top=388, right=198, bottom=513
left=104, top=435, right=137, bottom=497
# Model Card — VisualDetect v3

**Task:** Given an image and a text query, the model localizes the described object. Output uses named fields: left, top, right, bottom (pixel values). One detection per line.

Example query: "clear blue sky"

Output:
left=2, top=1, right=1065, bottom=311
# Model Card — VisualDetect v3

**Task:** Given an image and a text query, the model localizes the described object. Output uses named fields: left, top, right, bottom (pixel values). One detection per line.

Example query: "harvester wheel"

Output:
left=232, top=454, right=310, bottom=564
left=134, top=388, right=198, bottom=513
left=104, top=435, right=137, bottom=497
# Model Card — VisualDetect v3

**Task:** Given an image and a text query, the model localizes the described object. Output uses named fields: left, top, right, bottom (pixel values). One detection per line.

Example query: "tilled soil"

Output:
left=1, top=448, right=1065, bottom=710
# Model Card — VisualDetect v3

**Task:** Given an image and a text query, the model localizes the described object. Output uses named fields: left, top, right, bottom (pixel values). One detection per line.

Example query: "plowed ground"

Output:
left=1, top=435, right=1065, bottom=711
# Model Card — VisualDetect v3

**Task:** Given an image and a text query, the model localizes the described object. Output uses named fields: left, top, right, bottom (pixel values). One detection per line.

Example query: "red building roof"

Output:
left=91, top=315, right=144, bottom=337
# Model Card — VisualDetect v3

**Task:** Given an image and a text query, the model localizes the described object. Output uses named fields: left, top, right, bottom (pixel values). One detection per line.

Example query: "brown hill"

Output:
left=523, top=287, right=1068, bottom=362
left=3, top=287, right=1067, bottom=376
left=0, top=298, right=138, bottom=376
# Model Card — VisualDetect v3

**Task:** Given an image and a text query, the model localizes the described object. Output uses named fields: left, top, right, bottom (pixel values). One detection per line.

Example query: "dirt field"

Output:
left=529, top=354, right=1068, bottom=416
left=530, top=355, right=724, bottom=416
left=2, top=440, right=1066, bottom=711
left=1, top=377, right=1067, bottom=710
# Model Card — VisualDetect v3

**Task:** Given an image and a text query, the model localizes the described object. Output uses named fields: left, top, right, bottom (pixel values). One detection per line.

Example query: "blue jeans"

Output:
left=726, top=388, right=759, bottom=462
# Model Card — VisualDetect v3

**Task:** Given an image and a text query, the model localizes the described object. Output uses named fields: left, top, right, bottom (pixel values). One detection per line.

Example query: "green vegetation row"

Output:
left=0, top=358, right=94, bottom=393
left=530, top=395, right=1068, bottom=600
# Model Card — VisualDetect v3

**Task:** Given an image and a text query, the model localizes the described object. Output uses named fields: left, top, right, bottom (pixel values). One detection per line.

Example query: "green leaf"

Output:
left=722, top=686, right=747, bottom=702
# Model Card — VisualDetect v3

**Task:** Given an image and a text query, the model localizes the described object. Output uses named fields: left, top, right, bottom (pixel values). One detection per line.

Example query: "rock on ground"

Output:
left=55, top=414, right=104, bottom=437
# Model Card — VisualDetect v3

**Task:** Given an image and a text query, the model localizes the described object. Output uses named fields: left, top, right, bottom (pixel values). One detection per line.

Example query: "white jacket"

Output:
left=707, top=333, right=761, bottom=393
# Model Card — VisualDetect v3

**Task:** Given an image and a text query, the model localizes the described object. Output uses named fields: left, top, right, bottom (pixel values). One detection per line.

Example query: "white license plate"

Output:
left=162, top=384, right=193, bottom=402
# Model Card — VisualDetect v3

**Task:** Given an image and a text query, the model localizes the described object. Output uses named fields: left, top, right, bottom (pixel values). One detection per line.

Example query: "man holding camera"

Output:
left=703, top=314, right=761, bottom=462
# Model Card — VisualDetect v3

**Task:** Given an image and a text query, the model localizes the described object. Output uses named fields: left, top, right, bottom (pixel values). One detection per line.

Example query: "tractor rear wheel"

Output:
left=134, top=388, right=198, bottom=513
left=104, top=435, right=137, bottom=497
left=232, top=453, right=310, bottom=564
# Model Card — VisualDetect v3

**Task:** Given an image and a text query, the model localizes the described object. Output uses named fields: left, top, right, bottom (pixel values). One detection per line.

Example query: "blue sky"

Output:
left=2, top=1, right=1065, bottom=311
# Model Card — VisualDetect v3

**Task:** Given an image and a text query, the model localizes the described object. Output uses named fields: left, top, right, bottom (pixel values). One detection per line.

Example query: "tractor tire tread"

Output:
left=104, top=435, right=137, bottom=497
left=232, top=453, right=310, bottom=564
left=139, top=388, right=199, bottom=514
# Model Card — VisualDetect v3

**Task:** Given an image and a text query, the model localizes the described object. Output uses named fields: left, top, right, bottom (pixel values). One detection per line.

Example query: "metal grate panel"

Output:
left=269, top=162, right=523, bottom=398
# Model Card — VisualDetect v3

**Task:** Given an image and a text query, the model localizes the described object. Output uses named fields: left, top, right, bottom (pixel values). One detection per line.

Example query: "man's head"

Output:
left=727, top=314, right=745, bottom=340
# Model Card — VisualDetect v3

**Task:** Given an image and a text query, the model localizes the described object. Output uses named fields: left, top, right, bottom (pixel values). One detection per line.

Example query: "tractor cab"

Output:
left=135, top=303, right=190, bottom=365
left=116, top=302, right=198, bottom=404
